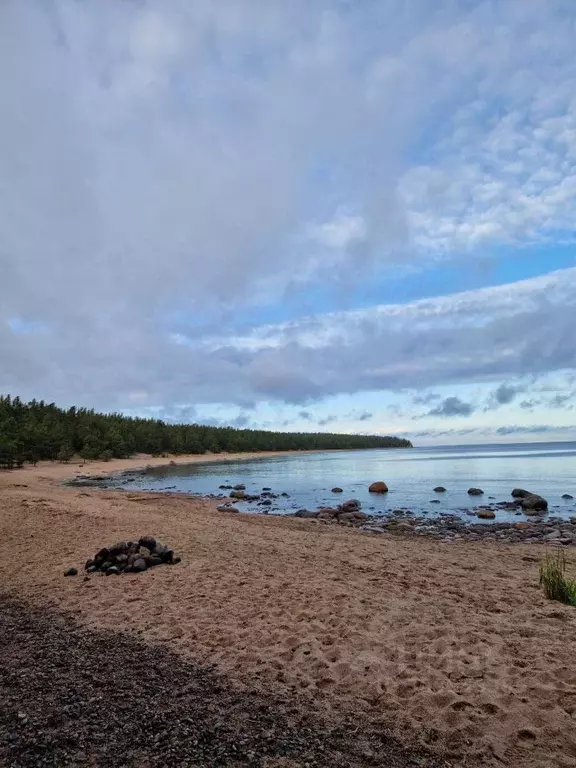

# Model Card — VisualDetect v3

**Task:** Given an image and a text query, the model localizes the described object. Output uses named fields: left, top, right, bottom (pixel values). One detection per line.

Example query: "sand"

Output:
left=1, top=454, right=576, bottom=767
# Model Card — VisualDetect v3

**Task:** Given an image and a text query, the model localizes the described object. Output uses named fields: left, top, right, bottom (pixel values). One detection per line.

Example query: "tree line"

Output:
left=0, top=394, right=412, bottom=465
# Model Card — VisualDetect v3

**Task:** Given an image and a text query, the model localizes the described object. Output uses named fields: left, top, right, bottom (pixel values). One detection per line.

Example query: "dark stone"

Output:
left=260, top=499, right=272, bottom=506
left=86, top=565, right=98, bottom=573
left=64, top=567, right=78, bottom=577
left=100, top=561, right=113, bottom=571
left=433, top=487, right=446, bottom=493
left=115, top=554, right=128, bottom=566
left=172, top=556, right=182, bottom=564
left=262, top=487, right=272, bottom=491
left=368, top=481, right=388, bottom=493
left=95, top=547, right=109, bottom=561
left=340, top=499, right=361, bottom=512
left=467, top=488, right=484, bottom=496
left=521, top=494, right=548, bottom=512
left=106, top=566, right=120, bottom=576
left=145, top=555, right=163, bottom=567
left=281, top=492, right=290, bottom=497
left=217, top=504, right=240, bottom=513
left=295, top=509, right=318, bottom=518
left=138, top=536, right=156, bottom=551
left=153, top=544, right=174, bottom=563
left=230, top=490, right=245, bottom=499
left=85, top=559, right=95, bottom=570
left=430, top=500, right=440, bottom=504
left=562, top=494, right=574, bottom=500
left=109, top=541, right=128, bottom=557
left=132, top=558, right=147, bottom=572
left=511, top=488, right=531, bottom=499
left=233, top=484, right=246, bottom=491
left=331, top=487, right=343, bottom=493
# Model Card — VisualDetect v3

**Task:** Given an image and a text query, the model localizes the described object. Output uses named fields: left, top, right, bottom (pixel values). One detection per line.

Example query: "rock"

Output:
left=132, top=558, right=147, bottom=572
left=233, top=484, right=246, bottom=491
left=85, top=558, right=95, bottom=570
left=216, top=504, right=239, bottom=513
left=521, top=494, right=548, bottom=512
left=476, top=509, right=496, bottom=519
left=331, top=487, right=343, bottom=493
left=340, top=499, right=361, bottom=513
left=138, top=536, right=156, bottom=551
left=369, top=481, right=389, bottom=493
left=109, top=541, right=128, bottom=557
left=295, top=509, right=318, bottom=518
left=468, top=488, right=484, bottom=496
left=281, top=492, right=290, bottom=497
left=153, top=544, right=174, bottom=563
left=562, top=494, right=574, bottom=500
left=260, top=499, right=272, bottom=506
left=544, top=530, right=561, bottom=541
left=230, top=490, right=245, bottom=499
left=95, top=547, right=109, bottom=561
left=172, top=556, right=182, bottom=564
left=352, top=510, right=368, bottom=521
left=145, top=555, right=164, bottom=567
left=115, top=554, right=128, bottom=567
left=64, top=567, right=78, bottom=577
left=106, top=566, right=120, bottom=575
left=433, top=486, right=447, bottom=493
left=337, top=512, right=356, bottom=522
left=262, top=487, right=272, bottom=491
left=430, top=500, right=440, bottom=504
left=86, top=565, right=98, bottom=573
left=511, top=488, right=532, bottom=498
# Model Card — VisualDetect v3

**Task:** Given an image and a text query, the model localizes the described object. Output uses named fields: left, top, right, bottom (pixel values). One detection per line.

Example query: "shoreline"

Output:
left=1, top=457, right=576, bottom=766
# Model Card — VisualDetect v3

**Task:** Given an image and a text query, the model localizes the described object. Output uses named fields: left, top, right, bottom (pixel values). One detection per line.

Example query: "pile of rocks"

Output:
left=369, top=513, right=576, bottom=545
left=83, top=536, right=181, bottom=576
left=295, top=498, right=369, bottom=524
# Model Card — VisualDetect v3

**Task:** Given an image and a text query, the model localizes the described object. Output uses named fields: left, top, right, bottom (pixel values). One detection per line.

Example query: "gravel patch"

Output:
left=0, top=595, right=448, bottom=768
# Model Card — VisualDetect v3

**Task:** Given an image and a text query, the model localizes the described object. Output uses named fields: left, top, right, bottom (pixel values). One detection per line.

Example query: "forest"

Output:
left=0, top=395, right=412, bottom=466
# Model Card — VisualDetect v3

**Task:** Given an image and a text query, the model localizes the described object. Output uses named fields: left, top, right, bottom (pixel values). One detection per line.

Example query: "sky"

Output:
left=1, top=0, right=576, bottom=445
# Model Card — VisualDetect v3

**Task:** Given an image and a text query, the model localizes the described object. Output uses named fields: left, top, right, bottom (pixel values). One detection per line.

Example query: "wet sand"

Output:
left=1, top=455, right=576, bottom=767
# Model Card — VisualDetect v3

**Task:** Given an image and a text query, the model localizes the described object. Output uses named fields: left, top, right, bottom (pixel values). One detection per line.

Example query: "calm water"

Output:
left=107, top=441, right=576, bottom=522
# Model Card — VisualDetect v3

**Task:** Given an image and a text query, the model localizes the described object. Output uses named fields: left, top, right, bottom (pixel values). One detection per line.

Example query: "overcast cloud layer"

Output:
left=1, top=1, right=576, bottom=441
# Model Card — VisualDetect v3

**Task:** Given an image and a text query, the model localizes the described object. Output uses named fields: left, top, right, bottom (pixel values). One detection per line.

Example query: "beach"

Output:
left=1, top=454, right=576, bottom=767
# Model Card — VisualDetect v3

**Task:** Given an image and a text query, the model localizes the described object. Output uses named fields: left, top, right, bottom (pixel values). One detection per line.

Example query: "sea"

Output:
left=104, top=441, right=576, bottom=523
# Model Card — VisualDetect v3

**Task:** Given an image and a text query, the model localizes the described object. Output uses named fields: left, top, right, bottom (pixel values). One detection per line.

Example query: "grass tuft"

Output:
left=539, top=550, right=576, bottom=606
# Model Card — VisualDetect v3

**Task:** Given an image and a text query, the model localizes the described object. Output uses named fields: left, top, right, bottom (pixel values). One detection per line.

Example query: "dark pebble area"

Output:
left=0, top=595, right=449, bottom=768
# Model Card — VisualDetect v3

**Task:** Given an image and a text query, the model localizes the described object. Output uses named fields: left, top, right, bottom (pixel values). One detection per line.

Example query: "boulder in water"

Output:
left=368, top=481, right=389, bottom=493
left=468, top=488, right=484, bottom=496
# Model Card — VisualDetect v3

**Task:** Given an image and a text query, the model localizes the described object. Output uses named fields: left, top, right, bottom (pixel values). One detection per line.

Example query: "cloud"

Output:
left=493, top=383, right=520, bottom=405
left=495, top=425, right=572, bottom=436
left=298, top=410, right=313, bottom=421
left=427, top=396, right=474, bottom=417
left=548, top=393, right=575, bottom=410
left=412, top=392, right=441, bottom=405
left=483, top=381, right=524, bottom=410
left=2, top=2, right=576, bottom=415
left=318, top=414, right=338, bottom=427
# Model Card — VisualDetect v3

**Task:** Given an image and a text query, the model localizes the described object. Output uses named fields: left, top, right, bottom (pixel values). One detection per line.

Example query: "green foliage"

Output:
left=57, top=444, right=74, bottom=463
left=539, top=551, right=576, bottom=606
left=0, top=393, right=413, bottom=464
